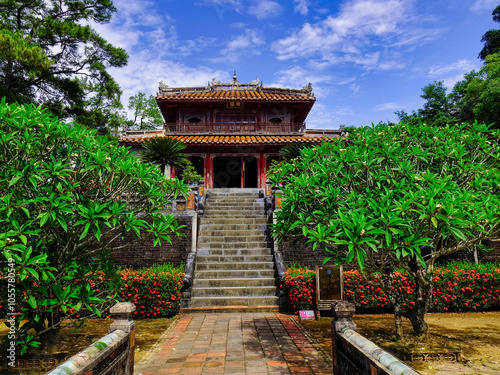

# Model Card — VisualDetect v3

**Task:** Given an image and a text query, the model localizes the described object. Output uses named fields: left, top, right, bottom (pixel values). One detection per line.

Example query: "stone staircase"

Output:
left=189, top=188, right=278, bottom=312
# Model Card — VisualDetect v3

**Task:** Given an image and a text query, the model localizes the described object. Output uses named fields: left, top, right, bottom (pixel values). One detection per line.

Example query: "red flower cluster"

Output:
left=280, top=268, right=316, bottom=314
left=282, top=263, right=500, bottom=314
left=117, top=268, right=184, bottom=319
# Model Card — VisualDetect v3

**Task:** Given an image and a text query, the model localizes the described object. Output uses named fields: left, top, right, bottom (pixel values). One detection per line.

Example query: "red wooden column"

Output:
left=206, top=150, right=212, bottom=189
left=240, top=156, right=245, bottom=188
left=259, top=152, right=265, bottom=188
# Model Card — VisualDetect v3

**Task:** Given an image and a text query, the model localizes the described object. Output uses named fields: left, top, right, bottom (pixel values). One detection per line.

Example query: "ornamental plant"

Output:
left=269, top=121, right=500, bottom=339
left=0, top=101, right=188, bottom=354
left=284, top=263, right=500, bottom=315
left=280, top=268, right=316, bottom=313
left=118, top=264, right=184, bottom=319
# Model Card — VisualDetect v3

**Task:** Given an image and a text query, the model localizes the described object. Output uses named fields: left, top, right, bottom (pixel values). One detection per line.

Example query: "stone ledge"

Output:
left=180, top=305, right=279, bottom=313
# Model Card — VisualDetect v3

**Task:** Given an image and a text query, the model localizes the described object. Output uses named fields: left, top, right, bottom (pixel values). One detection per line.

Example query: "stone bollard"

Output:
left=331, top=301, right=356, bottom=375
left=109, top=302, right=136, bottom=375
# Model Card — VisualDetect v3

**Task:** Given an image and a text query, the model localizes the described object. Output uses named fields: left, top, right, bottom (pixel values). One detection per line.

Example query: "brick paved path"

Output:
left=135, top=313, right=332, bottom=375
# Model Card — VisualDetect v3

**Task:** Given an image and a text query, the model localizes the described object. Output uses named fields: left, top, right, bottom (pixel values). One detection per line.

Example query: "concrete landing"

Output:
left=135, top=313, right=332, bottom=375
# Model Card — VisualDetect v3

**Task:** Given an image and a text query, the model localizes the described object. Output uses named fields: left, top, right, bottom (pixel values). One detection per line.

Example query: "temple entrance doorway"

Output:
left=213, top=156, right=258, bottom=188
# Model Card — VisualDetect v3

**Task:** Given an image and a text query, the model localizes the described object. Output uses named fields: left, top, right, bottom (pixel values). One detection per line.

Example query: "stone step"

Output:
left=207, top=199, right=264, bottom=207
left=198, top=235, right=267, bottom=244
left=203, top=213, right=266, bottom=218
left=191, top=286, right=276, bottom=297
left=200, top=218, right=268, bottom=225
left=196, top=255, right=273, bottom=263
left=207, top=188, right=262, bottom=196
left=190, top=296, right=278, bottom=307
left=197, top=241, right=271, bottom=249
left=196, top=248, right=271, bottom=256
left=195, top=262, right=274, bottom=270
left=199, top=223, right=268, bottom=231
left=180, top=306, right=279, bottom=313
left=198, top=229, right=267, bottom=237
left=194, top=269, right=275, bottom=279
left=193, top=278, right=276, bottom=287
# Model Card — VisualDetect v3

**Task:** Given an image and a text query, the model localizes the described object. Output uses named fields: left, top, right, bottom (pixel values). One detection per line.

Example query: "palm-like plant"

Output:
left=279, top=143, right=308, bottom=161
left=141, top=137, right=188, bottom=176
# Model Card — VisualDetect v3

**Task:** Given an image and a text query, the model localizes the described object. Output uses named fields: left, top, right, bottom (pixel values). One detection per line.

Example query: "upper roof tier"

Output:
left=156, top=76, right=316, bottom=103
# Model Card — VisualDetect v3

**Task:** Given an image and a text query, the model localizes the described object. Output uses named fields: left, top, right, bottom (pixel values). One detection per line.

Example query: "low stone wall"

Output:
left=111, top=212, right=196, bottom=268
left=331, top=301, right=420, bottom=375
left=46, top=302, right=136, bottom=375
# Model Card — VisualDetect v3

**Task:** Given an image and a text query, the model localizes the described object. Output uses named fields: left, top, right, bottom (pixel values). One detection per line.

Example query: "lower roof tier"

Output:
left=120, top=134, right=338, bottom=147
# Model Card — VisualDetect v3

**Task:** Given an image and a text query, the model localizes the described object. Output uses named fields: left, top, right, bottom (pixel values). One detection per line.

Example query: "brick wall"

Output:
left=277, top=240, right=334, bottom=268
left=111, top=213, right=195, bottom=269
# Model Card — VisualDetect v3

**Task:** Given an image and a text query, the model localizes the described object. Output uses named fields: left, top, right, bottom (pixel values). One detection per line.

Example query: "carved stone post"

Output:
left=109, top=302, right=136, bottom=375
left=331, top=301, right=356, bottom=375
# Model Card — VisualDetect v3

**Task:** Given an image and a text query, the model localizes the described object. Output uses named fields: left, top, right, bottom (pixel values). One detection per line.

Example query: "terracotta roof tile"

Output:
left=156, top=90, right=314, bottom=102
left=120, top=134, right=336, bottom=147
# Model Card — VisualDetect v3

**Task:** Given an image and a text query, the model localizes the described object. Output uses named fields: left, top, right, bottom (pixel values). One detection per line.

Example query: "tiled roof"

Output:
left=120, top=135, right=336, bottom=147
left=156, top=90, right=315, bottom=102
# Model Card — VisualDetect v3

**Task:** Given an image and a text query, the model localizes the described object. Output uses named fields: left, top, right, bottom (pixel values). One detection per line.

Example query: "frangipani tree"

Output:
left=0, top=101, right=187, bottom=353
left=268, top=121, right=500, bottom=339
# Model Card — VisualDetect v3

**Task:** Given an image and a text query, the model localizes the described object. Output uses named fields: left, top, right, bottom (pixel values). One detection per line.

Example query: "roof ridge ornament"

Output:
left=302, top=83, right=313, bottom=95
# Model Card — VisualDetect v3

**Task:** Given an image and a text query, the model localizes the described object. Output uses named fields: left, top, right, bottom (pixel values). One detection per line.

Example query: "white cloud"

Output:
left=373, top=102, right=403, bottom=111
left=273, top=0, right=442, bottom=71
left=294, top=0, right=311, bottom=15
left=248, top=0, right=283, bottom=20
left=428, top=59, right=478, bottom=76
left=211, top=29, right=265, bottom=63
left=269, top=66, right=333, bottom=97
left=427, top=59, right=481, bottom=90
left=306, top=102, right=355, bottom=129
left=470, top=0, right=498, bottom=13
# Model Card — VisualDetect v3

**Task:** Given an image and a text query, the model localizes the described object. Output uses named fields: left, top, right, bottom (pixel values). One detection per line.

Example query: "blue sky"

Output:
left=93, top=0, right=499, bottom=129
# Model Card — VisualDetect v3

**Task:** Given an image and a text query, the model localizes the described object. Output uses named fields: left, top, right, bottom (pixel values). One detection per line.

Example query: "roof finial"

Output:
left=233, top=69, right=237, bottom=82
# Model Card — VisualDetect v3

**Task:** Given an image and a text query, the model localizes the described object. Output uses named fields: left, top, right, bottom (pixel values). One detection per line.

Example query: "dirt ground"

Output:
left=0, top=317, right=174, bottom=374
left=299, top=311, right=500, bottom=375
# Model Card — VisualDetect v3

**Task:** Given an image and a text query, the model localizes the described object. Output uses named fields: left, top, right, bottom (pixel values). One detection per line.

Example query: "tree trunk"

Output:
left=381, top=271, right=404, bottom=341
left=394, top=304, right=404, bottom=341
left=408, top=276, right=431, bottom=338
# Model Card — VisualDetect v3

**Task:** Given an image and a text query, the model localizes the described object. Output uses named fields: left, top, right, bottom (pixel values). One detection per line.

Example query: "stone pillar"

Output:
left=109, top=302, right=136, bottom=375
left=331, top=301, right=357, bottom=375
left=198, top=178, right=205, bottom=215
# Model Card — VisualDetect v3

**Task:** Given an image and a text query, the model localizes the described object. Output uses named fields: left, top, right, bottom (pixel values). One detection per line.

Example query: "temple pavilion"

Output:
left=120, top=74, right=340, bottom=189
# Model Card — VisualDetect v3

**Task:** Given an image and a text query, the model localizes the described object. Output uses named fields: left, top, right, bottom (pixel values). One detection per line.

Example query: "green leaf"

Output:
left=27, top=295, right=37, bottom=308
left=431, top=217, right=438, bottom=228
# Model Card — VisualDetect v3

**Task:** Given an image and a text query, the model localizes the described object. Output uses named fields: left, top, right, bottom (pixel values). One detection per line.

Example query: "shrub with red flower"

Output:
left=280, top=268, right=316, bottom=314
left=282, top=262, right=500, bottom=314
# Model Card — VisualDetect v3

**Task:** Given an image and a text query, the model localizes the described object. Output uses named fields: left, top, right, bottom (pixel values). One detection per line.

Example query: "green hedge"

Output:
left=281, top=262, right=500, bottom=314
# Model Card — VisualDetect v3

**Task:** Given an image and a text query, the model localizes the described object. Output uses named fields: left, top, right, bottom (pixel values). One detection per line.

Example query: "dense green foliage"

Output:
left=0, top=101, right=187, bottom=353
left=0, top=0, right=128, bottom=133
left=283, top=264, right=500, bottom=315
left=479, top=5, right=500, bottom=61
left=269, top=121, right=500, bottom=338
left=126, top=92, right=164, bottom=130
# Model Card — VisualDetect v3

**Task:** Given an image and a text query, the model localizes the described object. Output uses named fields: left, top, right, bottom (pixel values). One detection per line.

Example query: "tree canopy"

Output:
left=0, top=100, right=187, bottom=353
left=0, top=0, right=128, bottom=132
left=268, top=121, right=500, bottom=339
left=127, top=92, right=164, bottom=130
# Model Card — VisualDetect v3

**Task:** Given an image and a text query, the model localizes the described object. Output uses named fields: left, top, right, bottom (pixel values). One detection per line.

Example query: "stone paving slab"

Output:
left=135, top=313, right=332, bottom=375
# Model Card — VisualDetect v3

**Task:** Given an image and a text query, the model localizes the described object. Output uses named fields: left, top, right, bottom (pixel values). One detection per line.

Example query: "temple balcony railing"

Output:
left=164, top=122, right=305, bottom=134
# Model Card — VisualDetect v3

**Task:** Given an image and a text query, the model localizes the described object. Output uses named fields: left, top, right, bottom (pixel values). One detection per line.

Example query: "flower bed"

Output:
left=117, top=264, right=184, bottom=319
left=282, top=262, right=500, bottom=314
